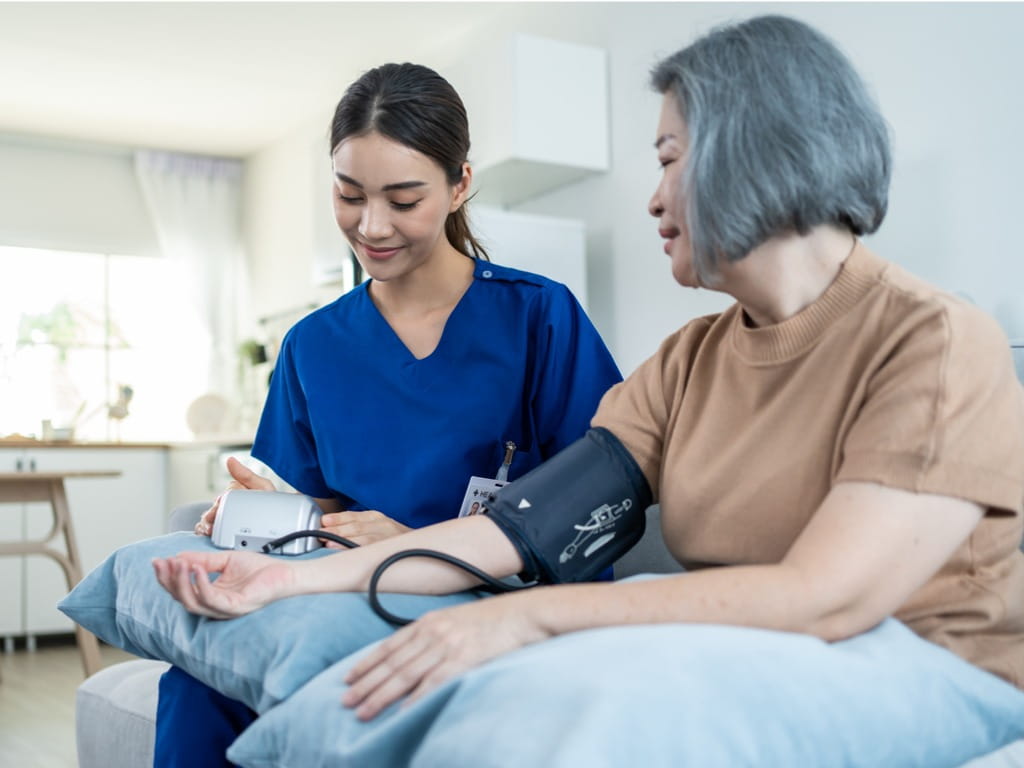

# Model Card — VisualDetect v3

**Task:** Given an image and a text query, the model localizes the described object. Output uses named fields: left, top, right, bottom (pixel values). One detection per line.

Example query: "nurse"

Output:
left=153, top=61, right=621, bottom=767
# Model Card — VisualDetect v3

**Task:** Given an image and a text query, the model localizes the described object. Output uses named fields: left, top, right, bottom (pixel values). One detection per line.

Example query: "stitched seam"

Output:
left=918, top=307, right=950, bottom=484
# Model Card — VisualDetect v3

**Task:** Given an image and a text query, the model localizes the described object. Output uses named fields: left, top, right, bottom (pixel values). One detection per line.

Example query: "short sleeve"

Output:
left=529, top=284, right=622, bottom=458
left=590, top=326, right=698, bottom=500
left=838, top=304, right=1024, bottom=515
left=250, top=328, right=333, bottom=498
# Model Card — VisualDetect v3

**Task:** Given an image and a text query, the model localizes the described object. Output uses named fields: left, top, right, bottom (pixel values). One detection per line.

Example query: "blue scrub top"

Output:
left=252, top=259, right=622, bottom=530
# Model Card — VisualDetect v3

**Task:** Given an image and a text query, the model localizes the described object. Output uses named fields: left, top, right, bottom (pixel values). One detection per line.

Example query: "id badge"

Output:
left=459, top=476, right=507, bottom=517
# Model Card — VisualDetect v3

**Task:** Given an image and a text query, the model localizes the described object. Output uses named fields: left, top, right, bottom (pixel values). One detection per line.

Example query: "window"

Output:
left=0, top=246, right=211, bottom=441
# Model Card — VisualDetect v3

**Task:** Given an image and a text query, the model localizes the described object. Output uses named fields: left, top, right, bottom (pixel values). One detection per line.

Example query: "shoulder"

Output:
left=653, top=312, right=723, bottom=366
left=473, top=260, right=578, bottom=305
left=869, top=255, right=1009, bottom=363
left=282, top=284, right=369, bottom=349
left=622, top=312, right=724, bottom=394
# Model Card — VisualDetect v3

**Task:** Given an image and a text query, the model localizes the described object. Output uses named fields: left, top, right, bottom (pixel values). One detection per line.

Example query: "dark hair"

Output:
left=329, top=62, right=488, bottom=261
left=650, top=15, right=891, bottom=283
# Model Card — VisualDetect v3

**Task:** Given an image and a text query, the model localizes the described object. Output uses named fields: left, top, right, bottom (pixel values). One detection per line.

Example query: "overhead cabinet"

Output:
left=446, top=34, right=610, bottom=207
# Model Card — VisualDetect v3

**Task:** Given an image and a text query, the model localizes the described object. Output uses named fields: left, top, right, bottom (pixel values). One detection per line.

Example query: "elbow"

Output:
left=801, top=603, right=890, bottom=643
left=781, top=566, right=890, bottom=642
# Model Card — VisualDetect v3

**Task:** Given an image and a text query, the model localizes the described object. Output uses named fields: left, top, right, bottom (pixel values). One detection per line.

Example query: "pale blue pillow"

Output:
left=227, top=618, right=1024, bottom=768
left=58, top=532, right=484, bottom=713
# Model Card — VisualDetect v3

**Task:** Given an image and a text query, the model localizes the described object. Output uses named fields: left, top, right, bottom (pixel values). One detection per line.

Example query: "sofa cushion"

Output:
left=76, top=659, right=169, bottom=768
left=59, top=532, right=485, bottom=713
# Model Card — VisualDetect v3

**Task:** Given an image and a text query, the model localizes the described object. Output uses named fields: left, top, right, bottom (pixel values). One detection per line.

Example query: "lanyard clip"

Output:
left=495, top=441, right=517, bottom=483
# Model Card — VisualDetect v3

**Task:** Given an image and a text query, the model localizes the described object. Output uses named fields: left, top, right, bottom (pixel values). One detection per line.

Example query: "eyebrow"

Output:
left=654, top=134, right=677, bottom=149
left=335, top=172, right=427, bottom=192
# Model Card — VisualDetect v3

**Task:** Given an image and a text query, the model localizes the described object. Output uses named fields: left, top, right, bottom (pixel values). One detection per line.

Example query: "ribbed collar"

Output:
left=729, top=241, right=885, bottom=364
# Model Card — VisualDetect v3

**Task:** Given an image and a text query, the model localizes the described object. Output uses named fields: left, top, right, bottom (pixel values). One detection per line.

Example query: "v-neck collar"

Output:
left=360, top=260, right=484, bottom=365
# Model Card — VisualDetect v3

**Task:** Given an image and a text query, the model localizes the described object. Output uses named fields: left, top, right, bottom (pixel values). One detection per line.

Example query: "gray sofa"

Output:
left=76, top=504, right=1024, bottom=767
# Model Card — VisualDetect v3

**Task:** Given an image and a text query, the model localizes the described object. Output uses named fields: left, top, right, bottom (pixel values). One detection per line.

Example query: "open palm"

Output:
left=152, top=550, right=298, bottom=619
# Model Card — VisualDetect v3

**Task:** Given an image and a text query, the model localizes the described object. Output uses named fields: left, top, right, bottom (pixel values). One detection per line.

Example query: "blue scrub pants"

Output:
left=154, top=666, right=257, bottom=768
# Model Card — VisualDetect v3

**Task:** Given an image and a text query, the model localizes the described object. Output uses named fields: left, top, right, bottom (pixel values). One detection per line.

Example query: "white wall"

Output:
left=242, top=112, right=340, bottom=328
left=242, top=3, right=1024, bottom=376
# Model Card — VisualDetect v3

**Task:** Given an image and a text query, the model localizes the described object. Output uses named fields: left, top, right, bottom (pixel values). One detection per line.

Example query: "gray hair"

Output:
left=650, top=15, right=891, bottom=283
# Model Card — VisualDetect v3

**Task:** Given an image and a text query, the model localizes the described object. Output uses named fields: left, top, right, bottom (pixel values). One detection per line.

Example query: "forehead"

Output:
left=331, top=132, right=444, bottom=182
left=655, top=92, right=687, bottom=148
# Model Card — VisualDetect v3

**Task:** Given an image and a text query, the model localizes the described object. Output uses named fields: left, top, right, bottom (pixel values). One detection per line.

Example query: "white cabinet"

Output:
left=0, top=481, right=23, bottom=638
left=446, top=35, right=609, bottom=207
left=471, top=207, right=589, bottom=309
left=167, top=443, right=286, bottom=514
left=0, top=446, right=167, bottom=639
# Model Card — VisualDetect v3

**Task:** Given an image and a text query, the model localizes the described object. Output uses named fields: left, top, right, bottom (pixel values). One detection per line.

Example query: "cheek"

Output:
left=333, top=197, right=358, bottom=232
left=404, top=202, right=450, bottom=244
left=670, top=235, right=698, bottom=285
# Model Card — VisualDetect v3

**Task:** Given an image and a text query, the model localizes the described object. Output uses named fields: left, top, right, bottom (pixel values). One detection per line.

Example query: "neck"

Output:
left=719, top=226, right=857, bottom=328
left=369, top=244, right=474, bottom=319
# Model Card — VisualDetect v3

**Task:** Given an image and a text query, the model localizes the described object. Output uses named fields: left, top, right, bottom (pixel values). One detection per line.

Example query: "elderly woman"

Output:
left=155, top=15, right=1024, bottom=766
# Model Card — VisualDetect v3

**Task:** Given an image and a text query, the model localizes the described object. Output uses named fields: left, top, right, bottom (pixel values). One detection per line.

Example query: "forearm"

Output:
left=515, top=563, right=847, bottom=644
left=289, top=514, right=524, bottom=596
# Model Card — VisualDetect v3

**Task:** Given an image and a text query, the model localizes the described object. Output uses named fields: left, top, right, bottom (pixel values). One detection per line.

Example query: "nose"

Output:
left=358, top=199, right=394, bottom=241
left=648, top=182, right=664, bottom=218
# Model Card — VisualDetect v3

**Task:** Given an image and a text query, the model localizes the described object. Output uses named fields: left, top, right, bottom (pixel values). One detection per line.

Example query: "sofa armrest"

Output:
left=614, top=504, right=683, bottom=579
left=167, top=501, right=210, bottom=533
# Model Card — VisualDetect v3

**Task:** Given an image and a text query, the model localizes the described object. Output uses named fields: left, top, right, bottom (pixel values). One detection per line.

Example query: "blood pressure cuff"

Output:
left=484, top=427, right=652, bottom=584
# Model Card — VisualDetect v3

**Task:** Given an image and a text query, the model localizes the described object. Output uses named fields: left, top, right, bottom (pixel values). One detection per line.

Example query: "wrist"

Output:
left=292, top=552, right=361, bottom=595
left=511, top=587, right=560, bottom=645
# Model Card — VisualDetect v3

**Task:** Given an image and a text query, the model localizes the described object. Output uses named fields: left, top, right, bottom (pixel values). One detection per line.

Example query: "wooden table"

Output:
left=0, top=471, right=121, bottom=678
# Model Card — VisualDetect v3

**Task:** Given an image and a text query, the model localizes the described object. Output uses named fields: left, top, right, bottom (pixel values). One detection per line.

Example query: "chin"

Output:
left=671, top=263, right=699, bottom=289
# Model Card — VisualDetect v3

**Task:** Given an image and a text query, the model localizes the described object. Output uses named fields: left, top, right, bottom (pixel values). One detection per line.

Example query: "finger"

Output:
left=225, top=456, right=255, bottom=484
left=197, top=496, right=221, bottom=533
left=320, top=521, right=372, bottom=545
left=226, top=457, right=275, bottom=491
left=402, top=661, right=462, bottom=709
left=167, top=558, right=202, bottom=613
left=190, top=563, right=235, bottom=619
left=152, top=558, right=174, bottom=594
left=172, top=560, right=226, bottom=618
left=319, top=511, right=358, bottom=528
left=154, top=557, right=188, bottom=603
left=347, top=642, right=443, bottom=721
left=343, top=630, right=429, bottom=699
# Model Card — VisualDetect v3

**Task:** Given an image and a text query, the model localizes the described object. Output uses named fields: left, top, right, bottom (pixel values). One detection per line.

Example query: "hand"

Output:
left=320, top=510, right=411, bottom=547
left=342, top=593, right=550, bottom=721
left=194, top=457, right=276, bottom=536
left=152, top=549, right=298, bottom=619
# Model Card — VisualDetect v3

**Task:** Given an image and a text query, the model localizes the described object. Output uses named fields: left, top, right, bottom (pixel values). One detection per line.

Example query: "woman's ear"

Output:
left=449, top=162, right=473, bottom=213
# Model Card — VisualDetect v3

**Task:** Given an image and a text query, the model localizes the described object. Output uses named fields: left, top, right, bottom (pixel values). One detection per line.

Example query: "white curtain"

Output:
left=134, top=150, right=248, bottom=402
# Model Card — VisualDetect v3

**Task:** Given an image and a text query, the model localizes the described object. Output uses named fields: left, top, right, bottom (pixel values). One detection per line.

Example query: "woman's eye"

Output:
left=390, top=201, right=419, bottom=211
left=337, top=193, right=363, bottom=204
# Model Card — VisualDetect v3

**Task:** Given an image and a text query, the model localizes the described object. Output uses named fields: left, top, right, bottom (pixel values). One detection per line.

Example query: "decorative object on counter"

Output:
left=106, top=384, right=133, bottom=441
left=107, top=384, right=133, bottom=421
left=41, top=419, right=75, bottom=442
left=186, top=392, right=230, bottom=438
left=238, top=338, right=268, bottom=367
left=78, top=384, right=134, bottom=441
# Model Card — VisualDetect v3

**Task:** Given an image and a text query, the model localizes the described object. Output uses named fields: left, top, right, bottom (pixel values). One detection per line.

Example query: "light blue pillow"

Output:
left=227, top=618, right=1024, bottom=768
left=58, top=532, right=484, bottom=713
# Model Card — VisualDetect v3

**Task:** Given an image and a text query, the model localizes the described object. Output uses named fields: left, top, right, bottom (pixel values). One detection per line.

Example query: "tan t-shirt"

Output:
left=593, top=242, right=1024, bottom=688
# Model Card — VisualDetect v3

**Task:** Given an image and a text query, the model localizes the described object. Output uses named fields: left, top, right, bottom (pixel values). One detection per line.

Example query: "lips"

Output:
left=360, top=242, right=402, bottom=260
left=659, top=227, right=679, bottom=255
